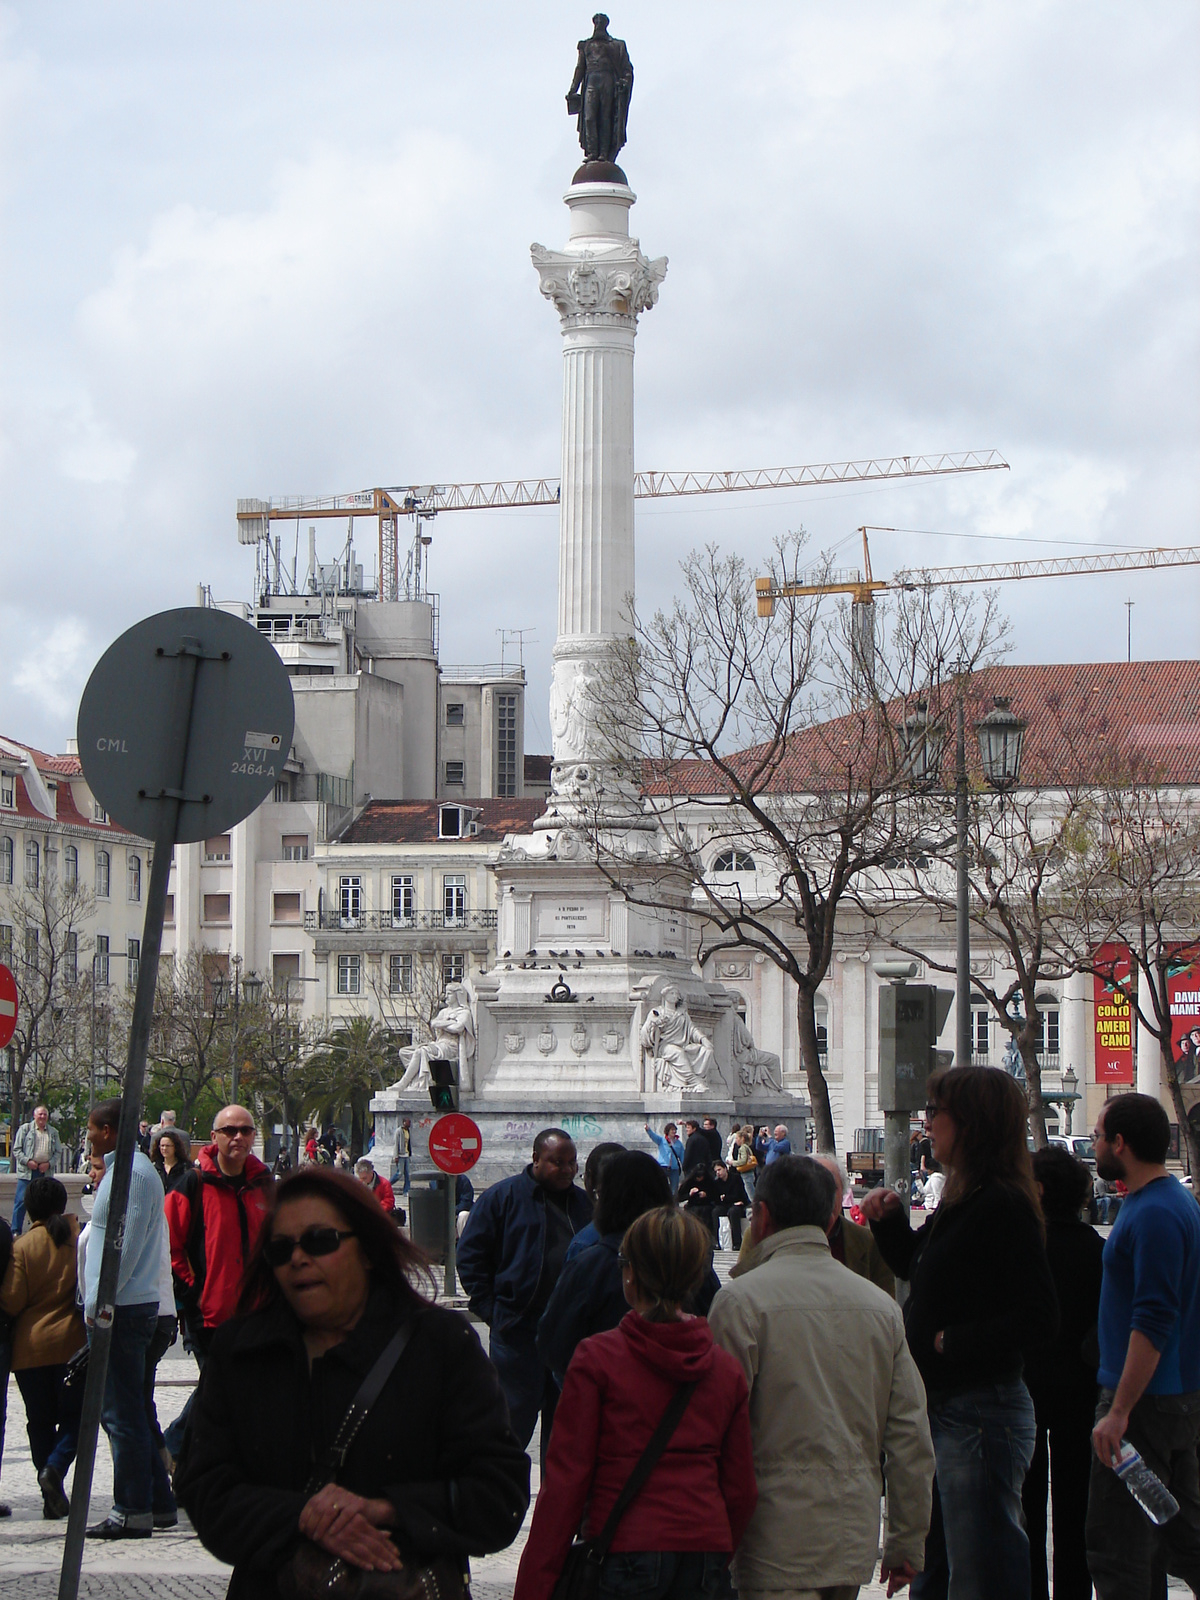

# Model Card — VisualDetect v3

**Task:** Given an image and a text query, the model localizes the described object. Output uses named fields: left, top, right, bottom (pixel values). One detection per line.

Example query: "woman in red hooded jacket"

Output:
left=515, top=1206, right=756, bottom=1600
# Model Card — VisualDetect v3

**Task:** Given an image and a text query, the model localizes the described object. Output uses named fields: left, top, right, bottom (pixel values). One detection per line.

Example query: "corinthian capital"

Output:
left=531, top=241, right=668, bottom=328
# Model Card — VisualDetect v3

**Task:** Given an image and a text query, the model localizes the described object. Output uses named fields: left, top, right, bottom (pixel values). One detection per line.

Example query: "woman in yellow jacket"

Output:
left=0, top=1176, right=85, bottom=1519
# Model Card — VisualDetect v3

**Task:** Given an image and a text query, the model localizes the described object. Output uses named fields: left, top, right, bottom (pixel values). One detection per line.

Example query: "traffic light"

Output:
left=878, top=983, right=955, bottom=1112
left=428, top=1056, right=459, bottom=1112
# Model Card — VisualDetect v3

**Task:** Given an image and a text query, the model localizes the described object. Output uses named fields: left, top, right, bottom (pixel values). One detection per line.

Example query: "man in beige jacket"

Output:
left=709, top=1155, right=934, bottom=1600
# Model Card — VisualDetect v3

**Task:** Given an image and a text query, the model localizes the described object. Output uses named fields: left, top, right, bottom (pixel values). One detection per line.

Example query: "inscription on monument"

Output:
left=535, top=897, right=606, bottom=941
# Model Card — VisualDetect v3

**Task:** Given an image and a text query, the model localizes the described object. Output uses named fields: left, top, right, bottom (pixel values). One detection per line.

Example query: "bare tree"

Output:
left=237, top=979, right=324, bottom=1166
left=1051, top=775, right=1200, bottom=1175
left=0, top=864, right=96, bottom=1132
left=581, top=534, right=1004, bottom=1154
left=869, top=682, right=1113, bottom=1148
left=143, top=949, right=233, bottom=1129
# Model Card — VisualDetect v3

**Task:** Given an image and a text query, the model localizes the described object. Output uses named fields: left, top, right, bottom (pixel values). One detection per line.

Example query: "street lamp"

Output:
left=899, top=683, right=1027, bottom=1069
left=213, top=965, right=263, bottom=1104
left=1062, top=1065, right=1079, bottom=1135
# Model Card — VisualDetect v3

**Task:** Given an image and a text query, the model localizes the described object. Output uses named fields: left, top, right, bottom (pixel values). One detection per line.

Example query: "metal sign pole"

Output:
left=445, top=1175, right=457, bottom=1299
left=58, top=639, right=201, bottom=1600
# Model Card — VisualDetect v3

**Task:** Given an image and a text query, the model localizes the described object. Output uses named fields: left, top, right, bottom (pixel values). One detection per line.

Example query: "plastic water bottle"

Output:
left=1114, top=1441, right=1180, bottom=1524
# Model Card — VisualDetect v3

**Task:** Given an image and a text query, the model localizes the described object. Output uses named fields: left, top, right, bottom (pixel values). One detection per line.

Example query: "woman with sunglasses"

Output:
left=860, top=1067, right=1059, bottom=1600
left=176, top=1167, right=530, bottom=1599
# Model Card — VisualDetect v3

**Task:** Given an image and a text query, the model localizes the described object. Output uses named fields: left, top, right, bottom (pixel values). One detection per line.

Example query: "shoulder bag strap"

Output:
left=591, top=1380, right=698, bottom=1558
left=308, top=1315, right=419, bottom=1491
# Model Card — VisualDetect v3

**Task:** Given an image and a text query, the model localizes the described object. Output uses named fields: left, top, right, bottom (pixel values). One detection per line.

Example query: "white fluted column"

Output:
left=532, top=185, right=666, bottom=819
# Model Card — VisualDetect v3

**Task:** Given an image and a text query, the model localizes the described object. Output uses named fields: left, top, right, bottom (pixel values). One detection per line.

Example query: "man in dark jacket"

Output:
left=457, top=1129, right=591, bottom=1455
left=681, top=1119, right=710, bottom=1174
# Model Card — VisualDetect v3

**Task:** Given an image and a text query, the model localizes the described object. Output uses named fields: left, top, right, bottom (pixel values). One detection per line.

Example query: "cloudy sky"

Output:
left=2, top=2, right=1197, bottom=758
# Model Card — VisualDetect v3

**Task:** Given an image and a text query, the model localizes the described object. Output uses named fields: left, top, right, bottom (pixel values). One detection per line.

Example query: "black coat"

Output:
left=682, top=1131, right=711, bottom=1173
left=872, top=1179, right=1059, bottom=1405
left=175, top=1286, right=530, bottom=1600
left=536, top=1233, right=723, bottom=1386
left=456, top=1167, right=592, bottom=1338
left=1023, top=1216, right=1104, bottom=1400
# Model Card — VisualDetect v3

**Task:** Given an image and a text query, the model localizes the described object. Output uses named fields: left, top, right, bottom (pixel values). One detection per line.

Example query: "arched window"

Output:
left=712, top=848, right=756, bottom=873
left=24, top=838, right=39, bottom=889
left=0, top=836, right=12, bottom=885
left=95, top=848, right=111, bottom=898
left=127, top=853, right=141, bottom=902
left=63, top=845, right=78, bottom=888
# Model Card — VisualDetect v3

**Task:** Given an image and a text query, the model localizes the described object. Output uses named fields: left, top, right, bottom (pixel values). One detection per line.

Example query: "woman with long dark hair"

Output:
left=861, top=1067, right=1059, bottom=1600
left=0, top=1176, right=86, bottom=1520
left=176, top=1167, right=529, bottom=1599
left=151, top=1130, right=190, bottom=1193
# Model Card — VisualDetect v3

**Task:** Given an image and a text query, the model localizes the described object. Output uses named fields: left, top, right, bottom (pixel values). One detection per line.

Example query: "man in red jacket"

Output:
left=355, top=1156, right=397, bottom=1215
left=162, top=1105, right=272, bottom=1461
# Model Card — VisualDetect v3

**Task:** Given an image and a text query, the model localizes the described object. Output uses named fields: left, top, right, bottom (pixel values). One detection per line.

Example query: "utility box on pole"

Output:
left=878, top=981, right=955, bottom=1213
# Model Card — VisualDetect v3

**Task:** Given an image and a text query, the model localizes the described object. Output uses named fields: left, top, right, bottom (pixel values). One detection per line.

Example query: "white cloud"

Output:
left=11, top=616, right=92, bottom=723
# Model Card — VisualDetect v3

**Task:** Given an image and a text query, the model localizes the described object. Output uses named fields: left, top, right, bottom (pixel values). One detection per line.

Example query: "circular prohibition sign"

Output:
left=428, top=1113, right=483, bottom=1175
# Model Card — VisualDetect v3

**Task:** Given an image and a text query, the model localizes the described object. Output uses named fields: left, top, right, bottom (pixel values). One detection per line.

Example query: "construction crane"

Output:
left=755, top=527, right=1200, bottom=674
left=237, top=449, right=1009, bottom=603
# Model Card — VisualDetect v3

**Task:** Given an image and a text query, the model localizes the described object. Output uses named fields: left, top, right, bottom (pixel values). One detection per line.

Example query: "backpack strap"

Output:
left=180, top=1168, right=207, bottom=1295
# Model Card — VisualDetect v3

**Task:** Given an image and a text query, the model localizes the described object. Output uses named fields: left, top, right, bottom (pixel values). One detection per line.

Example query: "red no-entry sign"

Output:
left=0, top=963, right=17, bottom=1050
left=428, top=1113, right=482, bottom=1175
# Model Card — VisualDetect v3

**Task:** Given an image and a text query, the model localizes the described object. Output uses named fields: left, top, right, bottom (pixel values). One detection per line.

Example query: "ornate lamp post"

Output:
left=213, top=966, right=263, bottom=1104
left=899, top=686, right=1027, bottom=1068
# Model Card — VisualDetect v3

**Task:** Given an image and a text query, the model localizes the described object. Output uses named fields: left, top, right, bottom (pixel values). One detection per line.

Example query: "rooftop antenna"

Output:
left=498, top=627, right=536, bottom=670
left=1125, top=599, right=1134, bottom=663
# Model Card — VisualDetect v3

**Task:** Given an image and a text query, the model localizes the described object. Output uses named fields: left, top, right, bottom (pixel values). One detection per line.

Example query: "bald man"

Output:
left=162, top=1105, right=272, bottom=1462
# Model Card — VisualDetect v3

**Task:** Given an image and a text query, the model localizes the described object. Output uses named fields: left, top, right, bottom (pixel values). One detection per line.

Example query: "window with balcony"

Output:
left=94, top=934, right=110, bottom=987
left=63, top=844, right=77, bottom=888
left=0, top=773, right=14, bottom=810
left=445, top=703, right=464, bottom=726
left=497, top=692, right=518, bottom=798
left=24, top=838, right=39, bottom=889
left=273, top=892, right=302, bottom=923
left=337, top=954, right=362, bottom=995
left=391, top=875, right=415, bottom=926
left=442, top=953, right=465, bottom=986
left=444, top=761, right=465, bottom=787
left=205, top=835, right=232, bottom=862
left=64, top=930, right=78, bottom=986
left=389, top=953, right=414, bottom=994
left=0, top=836, right=12, bottom=886
left=339, top=876, right=362, bottom=924
left=443, top=875, right=467, bottom=925
left=127, top=853, right=141, bottom=902
left=95, top=849, right=110, bottom=898
left=282, top=834, right=310, bottom=861
left=1037, top=1006, right=1060, bottom=1060
left=127, top=938, right=140, bottom=989
left=203, top=893, right=231, bottom=923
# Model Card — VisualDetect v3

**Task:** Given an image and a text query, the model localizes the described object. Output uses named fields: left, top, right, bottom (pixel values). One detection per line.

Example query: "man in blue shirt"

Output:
left=764, top=1124, right=793, bottom=1165
left=1086, top=1092, right=1200, bottom=1597
left=83, top=1097, right=176, bottom=1540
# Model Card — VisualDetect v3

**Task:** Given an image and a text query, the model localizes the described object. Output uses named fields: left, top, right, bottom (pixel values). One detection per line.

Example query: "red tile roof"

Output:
left=646, top=661, right=1200, bottom=796
left=340, top=798, right=545, bottom=845
left=1, top=737, right=135, bottom=836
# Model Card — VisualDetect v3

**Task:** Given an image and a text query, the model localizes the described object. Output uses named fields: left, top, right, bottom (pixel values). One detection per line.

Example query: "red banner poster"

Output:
left=1093, top=943, right=1134, bottom=1085
left=1167, top=946, right=1200, bottom=1087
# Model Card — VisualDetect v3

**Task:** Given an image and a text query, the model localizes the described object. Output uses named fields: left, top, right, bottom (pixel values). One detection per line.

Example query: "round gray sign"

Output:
left=77, top=606, right=295, bottom=844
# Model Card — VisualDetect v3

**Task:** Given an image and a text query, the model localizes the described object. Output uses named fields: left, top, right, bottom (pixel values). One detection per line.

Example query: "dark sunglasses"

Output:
left=264, top=1227, right=355, bottom=1267
left=214, top=1124, right=255, bottom=1138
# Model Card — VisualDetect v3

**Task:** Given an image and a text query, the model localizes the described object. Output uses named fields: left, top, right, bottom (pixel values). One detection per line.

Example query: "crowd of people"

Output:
left=0, top=1074, right=1196, bottom=1600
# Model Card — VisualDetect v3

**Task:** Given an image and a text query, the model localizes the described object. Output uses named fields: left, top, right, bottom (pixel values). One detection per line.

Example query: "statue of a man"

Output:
left=566, top=14, right=634, bottom=166
left=640, top=985, right=715, bottom=1093
left=389, top=985, right=476, bottom=1093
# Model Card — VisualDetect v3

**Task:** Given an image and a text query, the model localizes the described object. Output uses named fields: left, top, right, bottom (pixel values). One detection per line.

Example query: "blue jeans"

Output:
left=914, top=1379, right=1037, bottom=1600
left=598, top=1552, right=730, bottom=1600
left=98, top=1304, right=177, bottom=1525
left=16, top=1363, right=84, bottom=1478
left=11, top=1178, right=30, bottom=1238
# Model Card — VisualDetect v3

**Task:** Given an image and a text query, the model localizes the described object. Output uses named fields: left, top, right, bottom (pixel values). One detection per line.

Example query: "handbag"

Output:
left=280, top=1318, right=467, bottom=1600
left=551, top=1380, right=699, bottom=1600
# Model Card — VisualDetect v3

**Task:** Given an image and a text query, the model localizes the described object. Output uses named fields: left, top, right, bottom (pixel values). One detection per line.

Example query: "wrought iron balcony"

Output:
left=305, top=909, right=497, bottom=933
